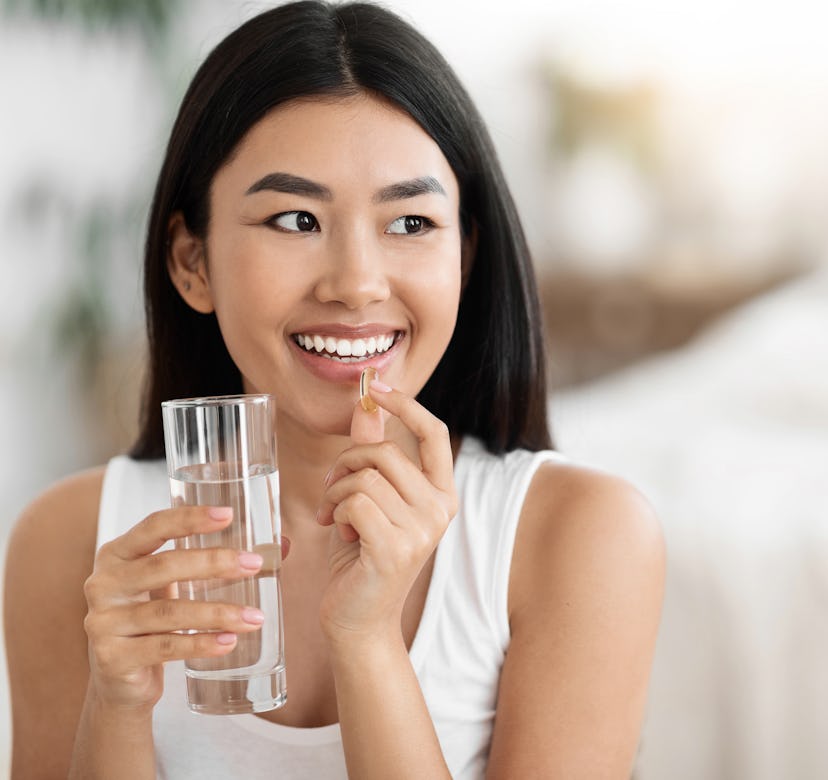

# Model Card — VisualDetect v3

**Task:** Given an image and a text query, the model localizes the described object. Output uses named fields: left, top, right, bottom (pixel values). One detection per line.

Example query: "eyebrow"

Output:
left=372, top=176, right=447, bottom=203
left=245, top=172, right=332, bottom=200
left=244, top=172, right=446, bottom=203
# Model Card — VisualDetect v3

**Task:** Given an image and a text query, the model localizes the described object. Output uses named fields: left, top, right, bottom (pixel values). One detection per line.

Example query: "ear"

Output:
left=460, top=220, right=478, bottom=293
left=167, top=211, right=214, bottom=314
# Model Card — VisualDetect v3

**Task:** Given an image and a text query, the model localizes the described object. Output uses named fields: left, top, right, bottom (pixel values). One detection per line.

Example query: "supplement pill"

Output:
left=360, top=367, right=379, bottom=412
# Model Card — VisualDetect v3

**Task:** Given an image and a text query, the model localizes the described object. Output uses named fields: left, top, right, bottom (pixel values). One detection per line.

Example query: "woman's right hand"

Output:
left=82, top=506, right=273, bottom=712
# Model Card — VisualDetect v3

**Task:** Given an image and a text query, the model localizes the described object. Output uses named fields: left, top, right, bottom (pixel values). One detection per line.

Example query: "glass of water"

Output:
left=161, top=394, right=286, bottom=715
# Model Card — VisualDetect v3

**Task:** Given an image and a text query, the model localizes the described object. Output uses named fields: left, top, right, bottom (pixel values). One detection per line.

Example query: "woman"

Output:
left=4, top=2, right=665, bottom=777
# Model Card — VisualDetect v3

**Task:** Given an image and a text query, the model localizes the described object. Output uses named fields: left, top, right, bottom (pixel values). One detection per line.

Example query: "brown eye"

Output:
left=271, top=211, right=319, bottom=232
left=386, top=215, right=432, bottom=235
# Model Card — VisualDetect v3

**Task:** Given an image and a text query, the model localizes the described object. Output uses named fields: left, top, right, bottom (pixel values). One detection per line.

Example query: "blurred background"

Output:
left=1, top=0, right=827, bottom=777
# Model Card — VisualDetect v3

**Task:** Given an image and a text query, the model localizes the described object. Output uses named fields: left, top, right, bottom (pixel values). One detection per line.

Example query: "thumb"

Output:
left=350, top=399, right=385, bottom=444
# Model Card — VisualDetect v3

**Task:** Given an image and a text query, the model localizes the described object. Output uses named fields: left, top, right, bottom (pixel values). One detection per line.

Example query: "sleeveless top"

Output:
left=97, top=437, right=563, bottom=779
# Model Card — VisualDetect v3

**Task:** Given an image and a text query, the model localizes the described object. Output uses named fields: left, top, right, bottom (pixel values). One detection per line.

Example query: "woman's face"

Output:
left=198, top=94, right=464, bottom=436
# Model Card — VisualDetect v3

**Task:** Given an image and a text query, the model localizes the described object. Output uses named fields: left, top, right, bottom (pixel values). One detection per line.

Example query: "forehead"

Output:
left=213, top=94, right=460, bottom=200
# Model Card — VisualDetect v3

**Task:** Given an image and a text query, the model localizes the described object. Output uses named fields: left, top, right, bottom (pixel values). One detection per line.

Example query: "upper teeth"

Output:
left=295, top=332, right=397, bottom=360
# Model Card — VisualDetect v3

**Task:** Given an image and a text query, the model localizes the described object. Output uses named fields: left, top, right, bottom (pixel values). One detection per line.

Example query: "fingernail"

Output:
left=216, top=632, right=237, bottom=645
left=323, top=468, right=333, bottom=486
left=370, top=379, right=392, bottom=393
left=241, top=607, right=265, bottom=625
left=238, top=552, right=263, bottom=570
left=208, top=507, right=233, bottom=521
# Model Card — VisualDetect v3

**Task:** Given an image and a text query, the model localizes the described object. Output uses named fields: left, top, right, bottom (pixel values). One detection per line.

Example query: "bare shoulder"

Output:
left=488, top=460, right=666, bottom=778
left=510, top=460, right=665, bottom=617
left=6, top=466, right=104, bottom=586
left=4, top=466, right=105, bottom=777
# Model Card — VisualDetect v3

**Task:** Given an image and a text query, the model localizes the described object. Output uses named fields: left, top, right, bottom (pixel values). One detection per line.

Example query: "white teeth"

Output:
left=295, top=331, right=398, bottom=360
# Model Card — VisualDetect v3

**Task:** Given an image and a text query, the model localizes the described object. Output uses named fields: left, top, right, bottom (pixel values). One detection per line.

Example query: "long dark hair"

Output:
left=131, top=0, right=552, bottom=459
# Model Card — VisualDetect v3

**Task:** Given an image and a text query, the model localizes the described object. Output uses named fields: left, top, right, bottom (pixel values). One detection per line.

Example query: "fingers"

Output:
left=103, top=505, right=233, bottom=560
left=86, top=548, right=264, bottom=603
left=87, top=598, right=266, bottom=639
left=318, top=466, right=410, bottom=529
left=91, top=629, right=243, bottom=675
left=324, top=444, right=422, bottom=507
left=350, top=398, right=385, bottom=444
left=320, top=383, right=457, bottom=537
left=365, top=381, right=456, bottom=496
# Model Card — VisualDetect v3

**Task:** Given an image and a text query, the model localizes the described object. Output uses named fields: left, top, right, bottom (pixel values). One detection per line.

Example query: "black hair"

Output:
left=131, top=0, right=552, bottom=458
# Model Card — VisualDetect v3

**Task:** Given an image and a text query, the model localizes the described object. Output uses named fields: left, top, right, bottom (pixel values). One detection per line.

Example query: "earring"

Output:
left=184, top=281, right=191, bottom=291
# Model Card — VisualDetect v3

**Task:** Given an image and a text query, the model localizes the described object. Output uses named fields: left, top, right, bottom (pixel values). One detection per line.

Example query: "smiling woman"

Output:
left=4, top=2, right=664, bottom=779
left=168, top=95, right=464, bottom=436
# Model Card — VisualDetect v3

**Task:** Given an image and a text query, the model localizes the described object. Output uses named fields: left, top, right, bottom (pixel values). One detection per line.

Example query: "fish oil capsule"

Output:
left=360, top=367, right=379, bottom=412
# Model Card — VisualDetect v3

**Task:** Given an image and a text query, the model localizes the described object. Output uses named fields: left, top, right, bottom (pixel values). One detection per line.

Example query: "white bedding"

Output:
left=551, top=267, right=828, bottom=779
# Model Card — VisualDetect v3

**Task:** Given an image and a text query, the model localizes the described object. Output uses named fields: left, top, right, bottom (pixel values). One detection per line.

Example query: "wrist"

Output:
left=87, top=686, right=156, bottom=728
left=323, top=622, right=406, bottom=661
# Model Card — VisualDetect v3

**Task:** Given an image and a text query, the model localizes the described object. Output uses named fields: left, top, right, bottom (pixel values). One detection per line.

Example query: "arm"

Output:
left=4, top=470, right=271, bottom=779
left=4, top=469, right=103, bottom=779
left=317, top=385, right=456, bottom=779
left=4, top=470, right=159, bottom=779
left=487, top=464, right=665, bottom=779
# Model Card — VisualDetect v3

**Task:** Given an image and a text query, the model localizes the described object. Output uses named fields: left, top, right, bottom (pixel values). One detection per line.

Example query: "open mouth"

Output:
left=292, top=331, right=403, bottom=363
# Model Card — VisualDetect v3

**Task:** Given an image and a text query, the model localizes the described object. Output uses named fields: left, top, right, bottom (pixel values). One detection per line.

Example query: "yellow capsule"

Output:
left=360, top=367, right=379, bottom=412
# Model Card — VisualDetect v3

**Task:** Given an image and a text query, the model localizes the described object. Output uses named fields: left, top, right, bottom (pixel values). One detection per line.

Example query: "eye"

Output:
left=269, top=211, right=319, bottom=232
left=386, top=215, right=434, bottom=235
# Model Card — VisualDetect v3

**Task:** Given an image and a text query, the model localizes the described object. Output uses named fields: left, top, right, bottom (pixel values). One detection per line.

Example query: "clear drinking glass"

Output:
left=161, top=394, right=286, bottom=715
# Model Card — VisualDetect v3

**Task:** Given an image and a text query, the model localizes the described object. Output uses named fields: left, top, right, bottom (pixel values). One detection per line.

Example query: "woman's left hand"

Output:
left=315, top=382, right=457, bottom=643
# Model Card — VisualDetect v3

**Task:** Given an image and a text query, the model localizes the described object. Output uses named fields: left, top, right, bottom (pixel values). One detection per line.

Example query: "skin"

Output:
left=4, top=93, right=665, bottom=779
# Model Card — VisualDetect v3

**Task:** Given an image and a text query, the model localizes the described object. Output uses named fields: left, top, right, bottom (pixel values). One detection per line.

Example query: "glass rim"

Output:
left=161, top=393, right=273, bottom=409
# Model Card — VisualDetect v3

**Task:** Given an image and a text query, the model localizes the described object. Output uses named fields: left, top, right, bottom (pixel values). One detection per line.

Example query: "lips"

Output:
left=292, top=330, right=402, bottom=363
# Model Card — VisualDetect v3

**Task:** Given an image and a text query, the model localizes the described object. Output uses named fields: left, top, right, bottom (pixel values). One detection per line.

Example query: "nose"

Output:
left=313, top=228, right=390, bottom=309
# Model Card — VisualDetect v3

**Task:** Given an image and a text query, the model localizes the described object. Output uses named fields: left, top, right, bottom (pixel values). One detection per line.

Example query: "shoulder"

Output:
left=6, top=466, right=105, bottom=574
left=487, top=461, right=665, bottom=776
left=4, top=467, right=107, bottom=774
left=5, top=466, right=106, bottom=621
left=510, top=459, right=665, bottom=622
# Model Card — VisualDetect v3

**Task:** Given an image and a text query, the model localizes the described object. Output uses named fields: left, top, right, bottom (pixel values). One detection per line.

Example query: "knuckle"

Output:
left=93, top=640, right=117, bottom=672
left=153, top=600, right=177, bottom=622
left=412, top=523, right=433, bottom=552
left=83, top=610, right=101, bottom=639
left=355, top=468, right=380, bottom=492
left=205, top=547, right=230, bottom=571
left=211, top=603, right=233, bottom=624
left=350, top=492, right=373, bottom=513
left=157, top=635, right=177, bottom=661
left=431, top=495, right=454, bottom=527
left=83, top=573, right=105, bottom=606
left=445, top=495, right=458, bottom=520
left=432, top=418, right=450, bottom=440
left=332, top=502, right=352, bottom=526
left=145, top=550, right=168, bottom=573
left=398, top=538, right=421, bottom=568
left=377, top=440, right=398, bottom=459
left=96, top=539, right=117, bottom=561
left=141, top=509, right=165, bottom=533
left=195, top=634, right=223, bottom=658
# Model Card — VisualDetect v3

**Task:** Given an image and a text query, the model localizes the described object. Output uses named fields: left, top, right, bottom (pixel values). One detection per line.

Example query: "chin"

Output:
left=300, top=407, right=355, bottom=439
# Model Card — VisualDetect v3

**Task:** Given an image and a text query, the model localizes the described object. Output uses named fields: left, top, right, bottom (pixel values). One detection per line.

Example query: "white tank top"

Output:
left=97, top=437, right=562, bottom=779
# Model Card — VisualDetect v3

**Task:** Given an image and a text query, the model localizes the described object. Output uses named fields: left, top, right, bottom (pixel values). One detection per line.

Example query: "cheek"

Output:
left=405, top=249, right=463, bottom=341
left=205, top=248, right=290, bottom=365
